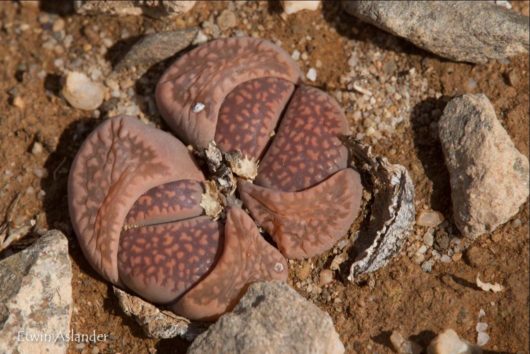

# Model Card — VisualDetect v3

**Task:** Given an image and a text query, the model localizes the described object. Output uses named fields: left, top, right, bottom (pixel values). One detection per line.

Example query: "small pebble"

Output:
left=318, top=269, right=333, bottom=286
left=306, top=68, right=317, bottom=81
left=283, top=0, right=320, bottom=15
left=476, top=331, right=490, bottom=346
left=32, top=142, right=43, bottom=155
left=291, top=49, right=300, bottom=60
left=193, top=30, right=208, bottom=45
left=12, top=96, right=25, bottom=109
left=476, top=322, right=488, bottom=332
left=416, top=209, right=444, bottom=227
left=440, top=255, right=451, bottom=263
left=217, top=9, right=237, bottom=31
left=507, top=70, right=519, bottom=86
left=423, top=230, right=434, bottom=247
left=413, top=253, right=425, bottom=264
left=421, top=260, right=433, bottom=273
left=52, top=18, right=65, bottom=32
left=390, top=331, right=422, bottom=354
left=62, top=71, right=105, bottom=111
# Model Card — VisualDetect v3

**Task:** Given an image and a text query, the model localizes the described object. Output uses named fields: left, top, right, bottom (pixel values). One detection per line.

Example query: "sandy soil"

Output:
left=0, top=1, right=527, bottom=353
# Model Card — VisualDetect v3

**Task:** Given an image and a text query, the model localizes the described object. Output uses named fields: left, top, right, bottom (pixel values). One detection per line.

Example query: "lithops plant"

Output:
left=69, top=37, right=413, bottom=323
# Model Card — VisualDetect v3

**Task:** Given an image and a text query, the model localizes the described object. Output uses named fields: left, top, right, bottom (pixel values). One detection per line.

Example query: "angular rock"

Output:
left=0, top=230, right=72, bottom=354
left=113, top=287, right=206, bottom=340
left=187, top=281, right=344, bottom=354
left=115, top=29, right=198, bottom=73
left=427, top=329, right=482, bottom=354
left=438, top=94, right=529, bottom=238
left=75, top=0, right=196, bottom=17
left=342, top=1, right=529, bottom=63
left=62, top=71, right=105, bottom=111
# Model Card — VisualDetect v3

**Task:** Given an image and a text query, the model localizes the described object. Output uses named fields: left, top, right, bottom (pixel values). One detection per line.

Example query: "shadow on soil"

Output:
left=409, top=97, right=453, bottom=220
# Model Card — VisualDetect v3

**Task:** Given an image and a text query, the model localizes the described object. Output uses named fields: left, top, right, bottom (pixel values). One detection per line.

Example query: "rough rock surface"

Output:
left=438, top=94, right=529, bottom=238
left=342, top=1, right=529, bottom=63
left=114, top=29, right=197, bottom=73
left=74, top=0, right=196, bottom=17
left=187, top=281, right=344, bottom=354
left=0, top=230, right=72, bottom=354
left=113, top=287, right=206, bottom=340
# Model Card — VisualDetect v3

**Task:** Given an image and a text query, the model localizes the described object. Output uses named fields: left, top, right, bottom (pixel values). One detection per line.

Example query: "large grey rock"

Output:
left=0, top=230, right=72, bottom=354
left=438, top=94, right=529, bottom=238
left=74, top=0, right=196, bottom=17
left=342, top=1, right=529, bottom=64
left=187, top=281, right=344, bottom=354
left=115, top=29, right=198, bottom=73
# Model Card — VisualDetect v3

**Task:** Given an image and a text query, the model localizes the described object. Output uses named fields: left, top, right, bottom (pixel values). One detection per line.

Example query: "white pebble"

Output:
left=193, top=30, right=208, bottom=45
left=440, top=255, right=452, bottom=263
left=31, top=142, right=43, bottom=155
left=306, top=68, right=317, bottom=82
left=291, top=49, right=300, bottom=61
left=476, top=322, right=488, bottom=332
left=477, top=331, right=490, bottom=346
left=283, top=0, right=320, bottom=15
left=62, top=71, right=105, bottom=111
left=478, top=308, right=486, bottom=318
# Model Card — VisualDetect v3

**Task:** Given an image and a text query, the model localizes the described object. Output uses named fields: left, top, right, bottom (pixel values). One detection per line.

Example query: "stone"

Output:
left=75, top=1, right=196, bottom=17
left=216, top=9, right=237, bottom=31
left=427, top=329, right=482, bottom=354
left=343, top=1, right=529, bottom=64
left=438, top=94, right=529, bottom=238
left=0, top=230, right=72, bottom=354
left=390, top=331, right=422, bottom=354
left=114, top=29, right=197, bottom=73
left=113, top=287, right=205, bottom=340
left=318, top=269, right=334, bottom=286
left=187, top=281, right=344, bottom=354
left=62, top=71, right=105, bottom=111
left=283, top=1, right=320, bottom=15
left=306, top=67, right=317, bottom=81
left=476, top=332, right=490, bottom=346
left=416, top=209, right=444, bottom=227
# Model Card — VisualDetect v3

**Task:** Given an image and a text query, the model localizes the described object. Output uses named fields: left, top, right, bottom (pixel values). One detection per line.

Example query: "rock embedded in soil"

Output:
left=75, top=0, right=196, bottom=17
left=342, top=1, right=529, bottom=63
left=390, top=331, right=422, bottom=354
left=438, top=94, right=529, bottom=238
left=113, top=287, right=206, bottom=340
left=114, top=29, right=198, bottom=73
left=283, top=1, right=320, bottom=15
left=0, top=230, right=72, bottom=354
left=62, top=71, right=105, bottom=110
left=187, top=281, right=344, bottom=354
left=216, top=9, right=237, bottom=31
left=416, top=209, right=444, bottom=227
left=427, top=329, right=482, bottom=354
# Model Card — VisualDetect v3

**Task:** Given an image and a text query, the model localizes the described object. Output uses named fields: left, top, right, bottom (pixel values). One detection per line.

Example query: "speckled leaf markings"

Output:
left=68, top=37, right=363, bottom=321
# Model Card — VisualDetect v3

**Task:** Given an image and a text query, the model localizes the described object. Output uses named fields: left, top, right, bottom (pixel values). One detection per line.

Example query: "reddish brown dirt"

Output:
left=0, top=1, right=527, bottom=353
